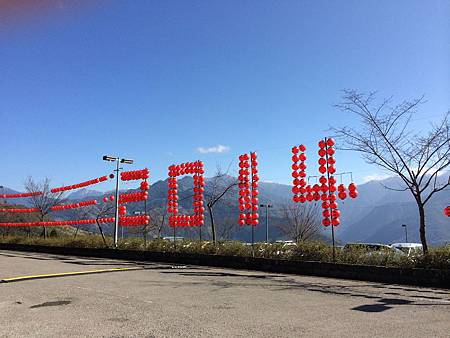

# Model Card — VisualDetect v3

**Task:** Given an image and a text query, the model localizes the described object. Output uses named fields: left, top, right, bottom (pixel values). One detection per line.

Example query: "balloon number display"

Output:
left=238, top=152, right=259, bottom=226
left=167, top=161, right=205, bottom=227
left=1, top=140, right=361, bottom=232
left=292, top=138, right=359, bottom=227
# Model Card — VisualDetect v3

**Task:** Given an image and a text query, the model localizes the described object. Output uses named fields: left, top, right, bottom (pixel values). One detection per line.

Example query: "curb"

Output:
left=1, top=243, right=449, bottom=289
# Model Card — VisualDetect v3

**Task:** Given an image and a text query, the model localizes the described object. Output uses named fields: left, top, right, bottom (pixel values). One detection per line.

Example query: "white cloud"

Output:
left=361, top=173, right=391, bottom=183
left=196, top=145, right=230, bottom=154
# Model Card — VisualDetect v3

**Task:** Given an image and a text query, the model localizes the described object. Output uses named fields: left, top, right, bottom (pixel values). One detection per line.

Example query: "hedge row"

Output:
left=1, top=234, right=449, bottom=270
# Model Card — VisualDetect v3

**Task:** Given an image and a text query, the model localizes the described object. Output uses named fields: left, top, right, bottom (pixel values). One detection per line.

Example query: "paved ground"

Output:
left=0, top=251, right=450, bottom=338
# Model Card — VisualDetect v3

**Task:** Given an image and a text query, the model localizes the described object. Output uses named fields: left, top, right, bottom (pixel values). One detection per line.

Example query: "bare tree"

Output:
left=332, top=90, right=449, bottom=253
left=76, top=201, right=115, bottom=247
left=204, top=165, right=238, bottom=243
left=277, top=202, right=321, bottom=242
left=25, top=177, right=66, bottom=238
left=217, top=216, right=239, bottom=241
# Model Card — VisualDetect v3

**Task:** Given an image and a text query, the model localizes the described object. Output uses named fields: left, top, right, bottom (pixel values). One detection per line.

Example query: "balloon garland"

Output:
left=121, top=169, right=150, bottom=181
left=51, top=175, right=109, bottom=193
left=0, top=169, right=150, bottom=227
left=0, top=199, right=99, bottom=213
left=0, top=192, right=43, bottom=199
left=167, top=161, right=205, bottom=227
left=0, top=215, right=149, bottom=227
left=238, top=152, right=259, bottom=226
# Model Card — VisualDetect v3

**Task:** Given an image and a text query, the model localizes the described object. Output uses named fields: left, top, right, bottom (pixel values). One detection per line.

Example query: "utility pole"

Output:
left=402, top=224, right=408, bottom=243
left=260, top=204, right=273, bottom=242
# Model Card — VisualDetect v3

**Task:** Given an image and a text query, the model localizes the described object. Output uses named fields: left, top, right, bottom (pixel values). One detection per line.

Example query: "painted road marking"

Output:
left=0, top=267, right=142, bottom=283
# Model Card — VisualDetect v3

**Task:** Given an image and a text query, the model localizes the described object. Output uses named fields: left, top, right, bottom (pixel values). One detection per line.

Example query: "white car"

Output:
left=390, top=243, right=423, bottom=256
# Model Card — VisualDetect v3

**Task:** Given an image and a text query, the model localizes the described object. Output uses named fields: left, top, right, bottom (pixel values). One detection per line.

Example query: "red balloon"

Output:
left=319, top=166, right=327, bottom=174
left=332, top=218, right=340, bottom=226
left=299, top=195, right=306, bottom=203
left=332, top=209, right=341, bottom=218
left=323, top=209, right=331, bottom=218
left=318, top=149, right=326, bottom=157
left=348, top=183, right=357, bottom=191
left=322, top=218, right=331, bottom=227
left=327, top=147, right=335, bottom=156
left=338, top=191, right=347, bottom=200
left=349, top=190, right=359, bottom=198
left=318, top=140, right=326, bottom=149
left=299, top=153, right=307, bottom=161
left=292, top=146, right=299, bottom=154
left=298, top=144, right=306, bottom=152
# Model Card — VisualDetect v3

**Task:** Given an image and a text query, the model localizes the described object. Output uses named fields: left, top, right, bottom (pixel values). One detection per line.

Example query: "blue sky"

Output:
left=1, top=0, right=449, bottom=191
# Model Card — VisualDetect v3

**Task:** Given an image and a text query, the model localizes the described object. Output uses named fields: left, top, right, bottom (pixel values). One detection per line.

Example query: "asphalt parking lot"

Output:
left=1, top=250, right=450, bottom=337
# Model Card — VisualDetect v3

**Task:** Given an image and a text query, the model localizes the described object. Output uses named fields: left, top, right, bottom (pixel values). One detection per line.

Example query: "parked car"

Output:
left=390, top=243, right=423, bottom=256
left=343, top=243, right=405, bottom=256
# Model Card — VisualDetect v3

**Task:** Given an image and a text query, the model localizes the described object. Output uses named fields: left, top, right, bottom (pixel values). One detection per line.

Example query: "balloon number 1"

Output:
left=238, top=152, right=260, bottom=226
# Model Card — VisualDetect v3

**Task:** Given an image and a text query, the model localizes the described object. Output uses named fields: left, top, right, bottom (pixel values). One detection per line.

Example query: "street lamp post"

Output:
left=103, top=155, right=134, bottom=248
left=260, top=204, right=273, bottom=242
left=402, top=224, right=408, bottom=243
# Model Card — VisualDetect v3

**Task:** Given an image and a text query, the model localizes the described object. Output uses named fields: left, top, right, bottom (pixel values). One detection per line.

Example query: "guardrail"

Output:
left=1, top=243, right=449, bottom=288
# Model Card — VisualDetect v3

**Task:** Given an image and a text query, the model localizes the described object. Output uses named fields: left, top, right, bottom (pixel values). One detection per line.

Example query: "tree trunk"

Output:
left=207, top=204, right=216, bottom=243
left=96, top=221, right=107, bottom=248
left=418, top=203, right=428, bottom=254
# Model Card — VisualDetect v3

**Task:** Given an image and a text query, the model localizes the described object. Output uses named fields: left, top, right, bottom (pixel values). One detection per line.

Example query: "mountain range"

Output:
left=1, top=176, right=449, bottom=245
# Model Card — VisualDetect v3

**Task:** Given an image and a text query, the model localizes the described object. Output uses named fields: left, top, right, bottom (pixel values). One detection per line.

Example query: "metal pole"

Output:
left=173, top=226, right=176, bottom=250
left=113, top=159, right=120, bottom=248
left=405, top=225, right=408, bottom=243
left=251, top=225, right=254, bottom=256
left=324, top=137, right=336, bottom=261
left=265, top=206, right=269, bottom=242
left=250, top=152, right=255, bottom=257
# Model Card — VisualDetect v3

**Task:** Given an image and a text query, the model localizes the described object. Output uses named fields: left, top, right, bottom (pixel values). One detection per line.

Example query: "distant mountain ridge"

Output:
left=2, top=175, right=449, bottom=244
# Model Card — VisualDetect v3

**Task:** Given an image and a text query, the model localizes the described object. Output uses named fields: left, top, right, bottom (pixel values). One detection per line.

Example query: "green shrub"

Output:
left=1, top=234, right=450, bottom=270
